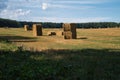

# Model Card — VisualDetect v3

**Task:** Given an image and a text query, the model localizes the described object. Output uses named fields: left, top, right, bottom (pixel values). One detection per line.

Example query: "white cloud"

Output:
left=40, top=2, right=94, bottom=10
left=4, top=0, right=102, bottom=11
left=42, top=3, right=49, bottom=10
left=0, top=9, right=31, bottom=19
left=27, top=17, right=110, bottom=23
left=50, top=4, right=94, bottom=10
left=52, top=0, right=109, bottom=4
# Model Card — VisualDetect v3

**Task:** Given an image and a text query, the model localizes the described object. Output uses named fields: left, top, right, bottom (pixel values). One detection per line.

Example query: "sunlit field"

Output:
left=0, top=28, right=120, bottom=80
left=0, top=28, right=120, bottom=50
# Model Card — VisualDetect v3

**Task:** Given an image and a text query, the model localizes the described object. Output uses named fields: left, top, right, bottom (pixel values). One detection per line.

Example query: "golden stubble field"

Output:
left=0, top=28, right=120, bottom=50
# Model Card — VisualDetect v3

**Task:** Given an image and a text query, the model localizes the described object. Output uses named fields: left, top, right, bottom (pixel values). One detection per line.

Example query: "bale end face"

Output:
left=62, top=23, right=77, bottom=32
left=64, top=32, right=76, bottom=39
left=33, top=24, right=42, bottom=36
left=24, top=25, right=29, bottom=31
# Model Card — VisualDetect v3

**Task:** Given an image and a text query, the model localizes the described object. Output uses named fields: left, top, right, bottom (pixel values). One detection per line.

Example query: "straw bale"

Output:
left=62, top=23, right=77, bottom=39
left=62, top=32, right=64, bottom=36
left=24, top=25, right=29, bottom=31
left=72, top=32, right=77, bottom=39
left=64, top=31, right=72, bottom=39
left=47, top=32, right=56, bottom=36
left=70, top=23, right=77, bottom=33
left=51, top=32, right=56, bottom=35
left=63, top=23, right=77, bottom=32
left=64, top=32, right=76, bottom=39
left=33, top=24, right=42, bottom=36
left=63, top=23, right=71, bottom=31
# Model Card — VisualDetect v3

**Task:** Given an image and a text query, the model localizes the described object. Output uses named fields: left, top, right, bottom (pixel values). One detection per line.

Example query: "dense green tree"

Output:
left=0, top=18, right=119, bottom=28
left=0, top=18, right=21, bottom=27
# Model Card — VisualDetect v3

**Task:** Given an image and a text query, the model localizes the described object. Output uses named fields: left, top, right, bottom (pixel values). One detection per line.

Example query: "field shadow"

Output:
left=0, top=35, right=37, bottom=42
left=0, top=48, right=120, bottom=80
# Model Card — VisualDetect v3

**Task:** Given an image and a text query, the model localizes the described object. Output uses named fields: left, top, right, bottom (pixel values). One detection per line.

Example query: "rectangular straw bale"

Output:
left=33, top=24, right=42, bottom=36
left=71, top=23, right=77, bottom=39
left=63, top=23, right=77, bottom=39
left=51, top=32, right=56, bottom=35
left=72, top=32, right=77, bottom=39
left=63, top=23, right=71, bottom=31
left=62, top=32, right=64, bottom=36
left=48, top=32, right=56, bottom=36
left=70, top=23, right=77, bottom=33
left=64, top=31, right=72, bottom=39
left=63, top=23, right=77, bottom=32
left=64, top=31, right=76, bottom=39
left=24, top=25, right=29, bottom=31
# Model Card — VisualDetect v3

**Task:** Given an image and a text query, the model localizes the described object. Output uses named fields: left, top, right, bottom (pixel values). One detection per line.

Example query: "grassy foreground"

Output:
left=0, top=49, right=120, bottom=80
left=0, top=28, right=120, bottom=80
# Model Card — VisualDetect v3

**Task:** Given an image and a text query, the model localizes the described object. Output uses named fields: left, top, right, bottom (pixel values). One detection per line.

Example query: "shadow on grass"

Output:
left=0, top=48, right=120, bottom=80
left=0, top=35, right=37, bottom=42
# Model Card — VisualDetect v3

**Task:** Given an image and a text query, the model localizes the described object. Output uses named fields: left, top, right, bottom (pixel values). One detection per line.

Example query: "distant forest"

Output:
left=0, top=18, right=120, bottom=28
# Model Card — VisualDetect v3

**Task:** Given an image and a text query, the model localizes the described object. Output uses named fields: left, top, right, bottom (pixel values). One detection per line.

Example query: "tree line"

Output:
left=0, top=18, right=21, bottom=28
left=19, top=22, right=120, bottom=29
left=0, top=18, right=120, bottom=28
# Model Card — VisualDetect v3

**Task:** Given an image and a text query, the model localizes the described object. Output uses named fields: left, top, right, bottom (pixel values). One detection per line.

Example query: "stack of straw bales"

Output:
left=33, top=24, right=42, bottom=36
left=63, top=23, right=77, bottom=39
left=24, top=25, right=29, bottom=31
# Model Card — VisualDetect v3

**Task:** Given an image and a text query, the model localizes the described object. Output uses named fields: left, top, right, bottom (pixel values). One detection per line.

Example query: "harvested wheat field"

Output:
left=0, top=27, right=120, bottom=80
left=0, top=28, right=120, bottom=50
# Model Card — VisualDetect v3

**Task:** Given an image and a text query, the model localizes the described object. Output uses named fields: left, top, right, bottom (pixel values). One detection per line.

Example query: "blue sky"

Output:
left=0, top=0, right=120, bottom=23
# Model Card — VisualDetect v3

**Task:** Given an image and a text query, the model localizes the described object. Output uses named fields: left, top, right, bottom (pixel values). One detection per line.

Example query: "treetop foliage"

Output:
left=0, top=18, right=120, bottom=28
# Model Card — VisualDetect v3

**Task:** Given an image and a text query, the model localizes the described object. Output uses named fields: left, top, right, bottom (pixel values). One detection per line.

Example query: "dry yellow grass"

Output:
left=0, top=28, right=120, bottom=50
left=56, top=31, right=63, bottom=36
